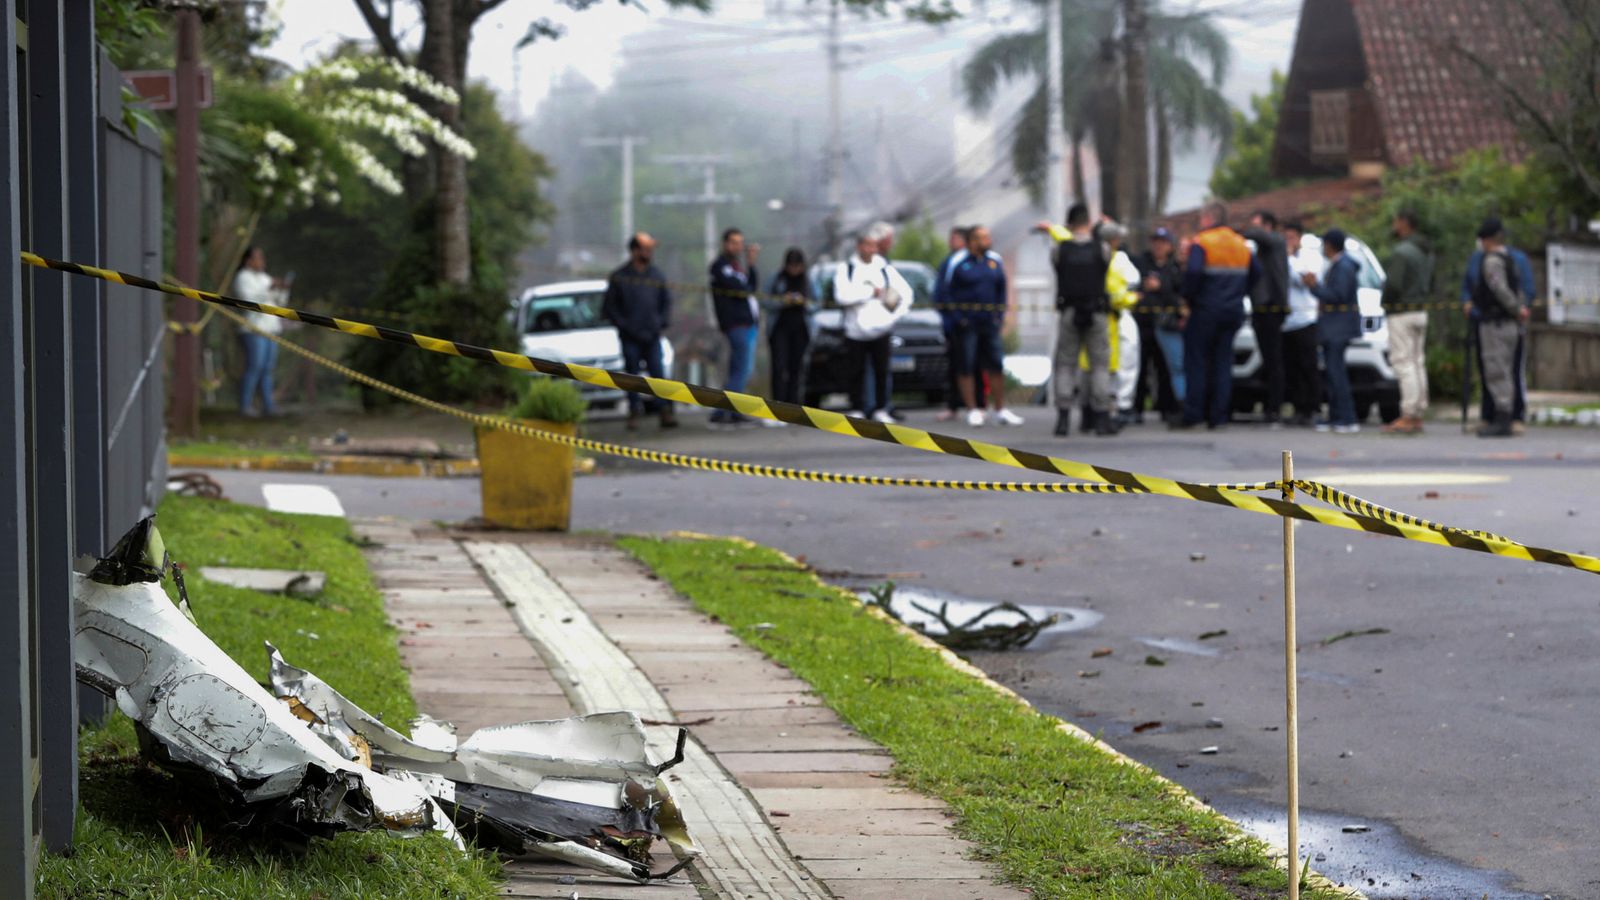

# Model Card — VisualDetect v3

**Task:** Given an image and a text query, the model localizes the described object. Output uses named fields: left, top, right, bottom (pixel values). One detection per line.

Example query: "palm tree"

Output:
left=961, top=0, right=1232, bottom=216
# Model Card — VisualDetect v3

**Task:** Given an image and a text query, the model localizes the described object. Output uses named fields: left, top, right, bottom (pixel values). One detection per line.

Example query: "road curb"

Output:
left=667, top=530, right=1367, bottom=899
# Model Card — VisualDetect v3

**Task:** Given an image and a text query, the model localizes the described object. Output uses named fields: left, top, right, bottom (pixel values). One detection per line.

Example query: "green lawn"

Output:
left=621, top=534, right=1350, bottom=900
left=38, top=496, right=501, bottom=899
left=167, top=438, right=317, bottom=461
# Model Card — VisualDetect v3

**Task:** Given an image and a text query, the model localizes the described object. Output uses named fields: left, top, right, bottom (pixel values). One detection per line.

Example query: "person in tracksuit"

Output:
left=1176, top=203, right=1257, bottom=430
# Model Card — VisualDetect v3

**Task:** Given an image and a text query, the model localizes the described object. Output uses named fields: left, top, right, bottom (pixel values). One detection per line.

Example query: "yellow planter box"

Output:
left=475, top=420, right=576, bottom=531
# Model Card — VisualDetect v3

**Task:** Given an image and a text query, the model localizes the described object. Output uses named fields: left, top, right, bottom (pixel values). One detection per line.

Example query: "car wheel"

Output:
left=924, top=390, right=945, bottom=408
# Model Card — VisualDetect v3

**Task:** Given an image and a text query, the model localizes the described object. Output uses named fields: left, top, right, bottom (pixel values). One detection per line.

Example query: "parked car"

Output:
left=512, top=280, right=675, bottom=413
left=1230, top=233, right=1401, bottom=423
left=801, top=259, right=949, bottom=408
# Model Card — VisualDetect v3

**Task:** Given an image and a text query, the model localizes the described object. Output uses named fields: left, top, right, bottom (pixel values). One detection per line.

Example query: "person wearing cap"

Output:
left=1300, top=228, right=1362, bottom=433
left=1461, top=225, right=1536, bottom=431
left=1134, top=227, right=1183, bottom=422
left=1465, top=217, right=1529, bottom=438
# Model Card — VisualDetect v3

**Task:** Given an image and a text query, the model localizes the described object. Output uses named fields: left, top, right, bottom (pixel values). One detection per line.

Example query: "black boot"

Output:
left=1054, top=409, right=1071, bottom=437
left=1094, top=411, right=1120, bottom=436
left=1477, top=414, right=1514, bottom=438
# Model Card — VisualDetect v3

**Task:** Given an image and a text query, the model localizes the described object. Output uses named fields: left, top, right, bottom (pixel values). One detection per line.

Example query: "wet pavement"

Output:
left=196, top=412, right=1600, bottom=898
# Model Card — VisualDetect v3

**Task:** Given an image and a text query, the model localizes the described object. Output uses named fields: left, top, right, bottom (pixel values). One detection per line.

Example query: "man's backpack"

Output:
left=1472, top=249, right=1517, bottom=320
left=1054, top=238, right=1109, bottom=312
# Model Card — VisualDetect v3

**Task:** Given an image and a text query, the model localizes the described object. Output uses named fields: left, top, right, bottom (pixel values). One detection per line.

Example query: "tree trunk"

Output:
left=419, top=0, right=472, bottom=287
left=1121, top=0, right=1151, bottom=242
left=1070, top=130, right=1087, bottom=202
left=1094, top=36, right=1120, bottom=219
left=1153, top=92, right=1172, bottom=216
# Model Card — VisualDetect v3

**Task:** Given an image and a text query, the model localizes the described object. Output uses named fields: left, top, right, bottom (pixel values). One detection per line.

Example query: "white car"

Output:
left=1232, top=233, right=1401, bottom=423
left=513, top=280, right=675, bottom=413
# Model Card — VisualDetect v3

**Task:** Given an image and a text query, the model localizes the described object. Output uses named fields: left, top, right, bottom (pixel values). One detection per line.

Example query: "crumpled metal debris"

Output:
left=73, top=517, right=455, bottom=842
left=268, top=646, right=697, bottom=881
left=74, top=516, right=696, bottom=883
left=863, top=581, right=1058, bottom=651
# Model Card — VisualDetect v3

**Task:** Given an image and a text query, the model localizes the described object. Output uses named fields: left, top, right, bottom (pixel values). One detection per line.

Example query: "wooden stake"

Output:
left=1283, top=450, right=1300, bottom=900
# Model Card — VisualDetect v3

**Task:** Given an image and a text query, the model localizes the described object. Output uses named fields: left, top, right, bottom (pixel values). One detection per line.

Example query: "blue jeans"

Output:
left=1155, top=327, right=1185, bottom=403
left=1320, top=334, right=1356, bottom=425
left=619, top=333, right=667, bottom=415
left=1182, top=306, right=1243, bottom=427
left=723, top=326, right=756, bottom=393
left=238, top=333, right=279, bottom=415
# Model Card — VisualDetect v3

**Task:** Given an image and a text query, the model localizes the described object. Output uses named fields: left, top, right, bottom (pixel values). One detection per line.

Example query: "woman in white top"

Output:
left=233, top=246, right=289, bottom=417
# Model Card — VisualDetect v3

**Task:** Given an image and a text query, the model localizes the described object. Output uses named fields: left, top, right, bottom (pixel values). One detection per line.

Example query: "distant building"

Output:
left=1163, top=0, right=1554, bottom=234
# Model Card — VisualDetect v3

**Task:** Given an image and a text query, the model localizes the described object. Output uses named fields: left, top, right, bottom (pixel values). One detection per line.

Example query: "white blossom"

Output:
left=262, top=128, right=297, bottom=154
left=340, top=140, right=403, bottom=196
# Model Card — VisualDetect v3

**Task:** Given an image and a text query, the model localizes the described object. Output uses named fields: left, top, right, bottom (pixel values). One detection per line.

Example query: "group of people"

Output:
left=601, top=201, right=1537, bottom=440
left=1031, top=201, right=1535, bottom=439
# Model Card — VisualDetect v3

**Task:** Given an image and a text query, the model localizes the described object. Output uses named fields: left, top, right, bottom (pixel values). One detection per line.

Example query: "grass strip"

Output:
left=620, top=534, right=1351, bottom=900
left=168, top=438, right=317, bottom=462
left=38, top=495, right=501, bottom=899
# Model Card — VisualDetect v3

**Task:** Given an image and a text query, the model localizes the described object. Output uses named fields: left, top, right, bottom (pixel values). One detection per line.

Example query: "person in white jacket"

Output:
left=1101, top=223, right=1144, bottom=421
left=233, top=246, right=291, bottom=417
left=833, top=229, right=911, bottom=422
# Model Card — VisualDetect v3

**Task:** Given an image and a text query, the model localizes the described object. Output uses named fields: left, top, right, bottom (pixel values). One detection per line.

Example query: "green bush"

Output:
left=507, top=377, right=586, bottom=424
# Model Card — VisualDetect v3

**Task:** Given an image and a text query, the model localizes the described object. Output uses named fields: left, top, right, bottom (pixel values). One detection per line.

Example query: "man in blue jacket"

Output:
left=934, top=226, right=970, bottom=421
left=945, top=226, right=1022, bottom=427
left=1301, top=228, right=1362, bottom=432
left=708, top=227, right=760, bottom=426
left=1461, top=232, right=1535, bottom=429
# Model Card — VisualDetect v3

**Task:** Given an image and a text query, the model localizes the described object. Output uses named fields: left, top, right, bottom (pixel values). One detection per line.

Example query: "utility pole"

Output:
left=172, top=8, right=201, bottom=437
left=823, top=0, right=844, bottom=252
left=644, top=153, right=739, bottom=277
left=582, top=136, right=646, bottom=246
left=1043, top=0, right=1066, bottom=224
left=1122, top=0, right=1151, bottom=246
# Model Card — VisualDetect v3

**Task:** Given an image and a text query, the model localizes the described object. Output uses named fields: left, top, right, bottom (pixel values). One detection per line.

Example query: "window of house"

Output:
left=1309, top=89, right=1350, bottom=157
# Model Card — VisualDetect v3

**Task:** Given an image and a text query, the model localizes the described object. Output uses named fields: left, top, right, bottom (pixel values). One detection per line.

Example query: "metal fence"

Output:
left=1, top=6, right=167, bottom=897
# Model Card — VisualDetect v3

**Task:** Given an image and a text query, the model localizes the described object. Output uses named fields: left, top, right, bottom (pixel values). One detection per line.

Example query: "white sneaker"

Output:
left=1333, top=423, right=1361, bottom=434
left=761, top=418, right=787, bottom=428
left=871, top=409, right=896, bottom=424
left=994, top=408, right=1025, bottom=427
left=966, top=409, right=986, bottom=427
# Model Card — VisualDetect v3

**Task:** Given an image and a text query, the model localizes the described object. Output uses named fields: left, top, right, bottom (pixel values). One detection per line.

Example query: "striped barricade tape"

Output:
left=22, top=251, right=1600, bottom=576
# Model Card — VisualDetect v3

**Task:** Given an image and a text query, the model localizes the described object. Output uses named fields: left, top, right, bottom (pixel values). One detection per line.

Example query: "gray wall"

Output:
left=1, top=8, right=168, bottom=897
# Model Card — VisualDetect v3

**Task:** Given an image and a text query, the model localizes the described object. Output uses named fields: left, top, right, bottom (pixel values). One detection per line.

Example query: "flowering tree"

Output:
left=201, top=54, right=476, bottom=288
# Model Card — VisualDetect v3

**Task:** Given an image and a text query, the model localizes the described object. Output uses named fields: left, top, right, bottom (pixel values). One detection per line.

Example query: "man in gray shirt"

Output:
left=1466, top=218, right=1528, bottom=438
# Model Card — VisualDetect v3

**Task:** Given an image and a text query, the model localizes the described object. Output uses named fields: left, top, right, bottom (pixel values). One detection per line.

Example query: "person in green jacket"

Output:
left=1380, top=210, right=1435, bottom=434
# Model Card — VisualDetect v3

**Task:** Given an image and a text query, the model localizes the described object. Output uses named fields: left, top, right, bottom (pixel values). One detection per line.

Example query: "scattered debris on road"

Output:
left=1320, top=627, right=1391, bottom=647
left=862, top=581, right=1058, bottom=651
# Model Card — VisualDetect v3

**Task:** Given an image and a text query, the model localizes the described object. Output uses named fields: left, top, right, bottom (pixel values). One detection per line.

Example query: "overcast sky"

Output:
left=265, top=0, right=1303, bottom=210
left=266, top=0, right=1301, bottom=115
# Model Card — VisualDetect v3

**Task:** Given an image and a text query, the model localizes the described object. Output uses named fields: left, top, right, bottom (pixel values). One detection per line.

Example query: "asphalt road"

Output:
left=200, top=412, right=1600, bottom=898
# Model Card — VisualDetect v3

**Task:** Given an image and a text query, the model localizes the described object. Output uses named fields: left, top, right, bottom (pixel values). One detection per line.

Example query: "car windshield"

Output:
left=524, top=292, right=604, bottom=333
left=1348, top=240, right=1386, bottom=291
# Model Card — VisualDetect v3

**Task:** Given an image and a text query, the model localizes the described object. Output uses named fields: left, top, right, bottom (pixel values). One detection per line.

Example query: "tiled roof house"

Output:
left=1163, top=0, right=1554, bottom=230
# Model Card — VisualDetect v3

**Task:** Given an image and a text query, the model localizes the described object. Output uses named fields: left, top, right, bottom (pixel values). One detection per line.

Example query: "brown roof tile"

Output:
left=1348, top=0, right=1551, bottom=167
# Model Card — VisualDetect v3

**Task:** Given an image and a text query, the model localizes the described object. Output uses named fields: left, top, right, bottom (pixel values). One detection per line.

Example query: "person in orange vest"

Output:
left=1175, top=203, right=1258, bottom=430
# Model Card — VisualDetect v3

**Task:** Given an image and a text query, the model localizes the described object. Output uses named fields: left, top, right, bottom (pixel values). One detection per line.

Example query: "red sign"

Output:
left=122, top=68, right=214, bottom=111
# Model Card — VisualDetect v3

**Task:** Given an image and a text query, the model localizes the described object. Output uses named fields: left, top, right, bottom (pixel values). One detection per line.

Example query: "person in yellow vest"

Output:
left=1037, top=211, right=1138, bottom=436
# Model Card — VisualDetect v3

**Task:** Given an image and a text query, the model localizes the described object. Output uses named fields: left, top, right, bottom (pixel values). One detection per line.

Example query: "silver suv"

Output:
left=1231, top=233, right=1401, bottom=423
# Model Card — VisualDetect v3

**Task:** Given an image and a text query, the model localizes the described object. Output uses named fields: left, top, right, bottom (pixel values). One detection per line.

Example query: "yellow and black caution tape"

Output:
left=22, top=251, right=1600, bottom=576
left=221, top=303, right=1271, bottom=496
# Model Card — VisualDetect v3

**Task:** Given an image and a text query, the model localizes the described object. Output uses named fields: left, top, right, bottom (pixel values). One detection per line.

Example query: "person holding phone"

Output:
left=765, top=247, right=813, bottom=414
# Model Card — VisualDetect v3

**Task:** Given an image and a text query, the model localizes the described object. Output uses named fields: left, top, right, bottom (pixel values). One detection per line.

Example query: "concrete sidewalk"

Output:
left=356, top=518, right=1030, bottom=900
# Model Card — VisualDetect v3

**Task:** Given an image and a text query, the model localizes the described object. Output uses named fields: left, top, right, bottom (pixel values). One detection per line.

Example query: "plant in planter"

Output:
left=477, top=377, right=587, bottom=530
